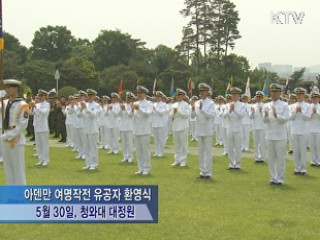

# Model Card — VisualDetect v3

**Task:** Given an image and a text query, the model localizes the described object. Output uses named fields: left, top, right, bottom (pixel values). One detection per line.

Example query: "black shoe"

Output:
left=311, top=164, right=317, bottom=167
left=288, top=150, right=293, bottom=154
left=234, top=167, right=241, bottom=170
left=300, top=172, right=307, bottom=176
left=196, top=175, right=206, bottom=179
left=294, top=171, right=300, bottom=175
left=277, top=182, right=283, bottom=186
left=269, top=181, right=278, bottom=185
left=204, top=176, right=212, bottom=179
left=227, top=167, right=235, bottom=170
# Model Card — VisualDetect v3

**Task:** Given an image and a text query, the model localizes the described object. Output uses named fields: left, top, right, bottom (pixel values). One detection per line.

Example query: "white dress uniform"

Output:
left=99, top=103, right=110, bottom=149
left=166, top=102, right=173, bottom=138
left=220, top=103, right=229, bottom=155
left=289, top=100, right=311, bottom=174
left=249, top=101, right=266, bottom=162
left=264, top=97, right=289, bottom=184
left=65, top=103, right=75, bottom=147
left=223, top=100, right=246, bottom=169
left=133, top=97, right=153, bottom=175
left=189, top=105, right=197, bottom=141
left=241, top=102, right=251, bottom=151
left=32, top=100, right=50, bottom=166
left=214, top=104, right=223, bottom=145
left=78, top=99, right=101, bottom=170
left=195, top=97, right=215, bottom=177
left=309, top=100, right=320, bottom=166
left=171, top=98, right=191, bottom=166
left=72, top=102, right=86, bottom=159
left=119, top=102, right=134, bottom=162
left=287, top=103, right=295, bottom=152
left=1, top=95, right=29, bottom=185
left=151, top=100, right=168, bottom=157
left=106, top=102, right=121, bottom=154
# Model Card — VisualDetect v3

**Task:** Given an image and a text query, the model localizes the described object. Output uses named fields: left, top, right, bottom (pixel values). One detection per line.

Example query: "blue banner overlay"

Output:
left=0, top=186, right=158, bottom=224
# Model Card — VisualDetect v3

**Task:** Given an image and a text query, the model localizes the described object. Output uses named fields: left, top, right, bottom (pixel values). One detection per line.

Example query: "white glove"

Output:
left=0, top=90, right=6, bottom=98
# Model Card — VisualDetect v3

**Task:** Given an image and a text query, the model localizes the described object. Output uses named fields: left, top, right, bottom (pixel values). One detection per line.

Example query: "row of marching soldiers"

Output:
left=28, top=83, right=320, bottom=186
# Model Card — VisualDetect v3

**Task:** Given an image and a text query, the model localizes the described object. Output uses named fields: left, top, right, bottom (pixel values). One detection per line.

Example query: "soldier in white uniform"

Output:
left=249, top=91, right=266, bottom=163
left=99, top=96, right=110, bottom=150
left=214, top=96, right=224, bottom=146
left=105, top=93, right=121, bottom=154
left=170, top=89, right=191, bottom=167
left=0, top=79, right=29, bottom=185
left=151, top=91, right=168, bottom=157
left=289, top=87, right=312, bottom=175
left=31, top=89, right=50, bottom=166
left=264, top=84, right=289, bottom=185
left=189, top=96, right=198, bottom=142
left=132, top=86, right=153, bottom=175
left=221, top=95, right=231, bottom=156
left=64, top=96, right=75, bottom=148
left=287, top=94, right=297, bottom=154
left=309, top=91, right=320, bottom=167
left=223, top=87, right=246, bottom=170
left=78, top=89, right=101, bottom=170
left=166, top=97, right=173, bottom=139
left=241, top=94, right=251, bottom=151
left=119, top=92, right=135, bottom=163
left=194, top=83, right=215, bottom=179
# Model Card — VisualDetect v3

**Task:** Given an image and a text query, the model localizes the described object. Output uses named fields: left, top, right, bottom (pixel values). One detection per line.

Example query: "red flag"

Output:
left=188, top=79, right=192, bottom=96
left=118, top=80, right=124, bottom=96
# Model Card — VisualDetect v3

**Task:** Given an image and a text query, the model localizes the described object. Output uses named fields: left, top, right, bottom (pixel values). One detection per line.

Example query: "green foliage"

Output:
left=58, top=86, right=78, bottom=98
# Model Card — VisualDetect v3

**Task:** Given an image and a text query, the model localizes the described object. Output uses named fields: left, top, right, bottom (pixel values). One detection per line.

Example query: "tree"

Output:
left=30, top=25, right=75, bottom=62
left=3, top=32, right=28, bottom=64
left=93, top=30, right=145, bottom=70
left=288, top=68, right=305, bottom=91
left=58, top=86, right=79, bottom=98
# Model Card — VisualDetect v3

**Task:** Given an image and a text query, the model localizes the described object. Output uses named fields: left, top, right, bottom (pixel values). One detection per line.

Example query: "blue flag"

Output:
left=262, top=78, right=269, bottom=96
left=170, top=78, right=176, bottom=97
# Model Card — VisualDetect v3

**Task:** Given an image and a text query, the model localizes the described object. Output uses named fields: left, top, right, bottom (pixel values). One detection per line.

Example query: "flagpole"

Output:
left=0, top=0, right=5, bottom=134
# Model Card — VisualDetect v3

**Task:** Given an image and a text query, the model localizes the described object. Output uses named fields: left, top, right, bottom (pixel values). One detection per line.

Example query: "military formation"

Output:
left=1, top=80, right=320, bottom=186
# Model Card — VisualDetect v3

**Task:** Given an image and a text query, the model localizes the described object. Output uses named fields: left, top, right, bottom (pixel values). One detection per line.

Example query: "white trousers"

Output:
left=287, top=125, right=292, bottom=150
left=252, top=129, right=266, bottom=161
left=35, top=131, right=50, bottom=164
left=222, top=127, right=228, bottom=154
left=241, top=124, right=251, bottom=150
left=106, top=128, right=119, bottom=153
left=2, top=141, right=26, bottom=185
left=66, top=124, right=73, bottom=145
left=291, top=134, right=307, bottom=173
left=310, top=132, right=320, bottom=165
left=153, top=127, right=166, bottom=156
left=189, top=121, right=197, bottom=140
left=227, top=131, right=242, bottom=168
left=73, top=128, right=86, bottom=155
left=267, top=140, right=287, bottom=184
left=215, top=124, right=223, bottom=144
left=120, top=131, right=134, bottom=162
left=135, top=135, right=151, bottom=173
left=100, top=125, right=109, bottom=147
left=173, top=130, right=189, bottom=165
left=83, top=133, right=99, bottom=168
left=198, top=136, right=213, bottom=177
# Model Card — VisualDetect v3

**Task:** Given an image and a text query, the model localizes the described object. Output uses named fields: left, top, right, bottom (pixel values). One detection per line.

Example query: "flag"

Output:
left=187, top=78, right=192, bottom=96
left=284, top=76, right=289, bottom=95
left=262, top=78, right=269, bottom=96
left=152, top=79, right=157, bottom=96
left=245, top=77, right=251, bottom=99
left=170, top=78, right=176, bottom=97
left=118, top=80, right=124, bottom=96
left=0, top=0, right=4, bottom=51
left=225, top=76, right=233, bottom=95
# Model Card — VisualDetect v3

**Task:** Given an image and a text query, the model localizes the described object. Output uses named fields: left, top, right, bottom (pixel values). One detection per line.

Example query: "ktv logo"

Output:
left=272, top=11, right=305, bottom=24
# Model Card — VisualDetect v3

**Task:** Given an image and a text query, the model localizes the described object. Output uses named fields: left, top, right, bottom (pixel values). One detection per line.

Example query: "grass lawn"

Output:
left=0, top=145, right=320, bottom=240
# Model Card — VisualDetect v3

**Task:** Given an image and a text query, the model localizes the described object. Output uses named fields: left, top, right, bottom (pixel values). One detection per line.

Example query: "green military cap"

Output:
left=255, top=91, right=264, bottom=97
left=311, top=91, right=320, bottom=98
left=86, top=89, right=97, bottom=95
left=156, top=91, right=165, bottom=97
left=294, top=87, right=307, bottom=95
left=198, top=83, right=211, bottom=91
left=111, top=92, right=120, bottom=98
left=3, top=79, right=22, bottom=86
left=79, top=90, right=88, bottom=96
left=176, top=88, right=187, bottom=96
left=136, top=85, right=149, bottom=94
left=38, top=89, right=48, bottom=96
left=270, top=83, right=283, bottom=92
left=230, top=87, right=242, bottom=94
left=126, top=92, right=135, bottom=99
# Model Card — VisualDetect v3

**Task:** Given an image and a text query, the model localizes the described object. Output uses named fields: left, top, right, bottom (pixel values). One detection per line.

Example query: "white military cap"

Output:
left=255, top=91, right=264, bottom=97
left=156, top=91, right=165, bottom=97
left=3, top=79, right=22, bottom=86
left=241, top=94, right=249, bottom=99
left=86, top=89, right=97, bottom=95
left=230, top=87, right=242, bottom=94
left=68, top=95, right=74, bottom=100
left=73, top=94, right=80, bottom=99
left=311, top=91, right=320, bottom=98
left=176, top=88, right=187, bottom=95
left=79, top=90, right=88, bottom=96
left=95, top=96, right=100, bottom=100
left=102, top=95, right=110, bottom=100
left=190, top=96, right=199, bottom=101
left=38, top=89, right=48, bottom=96
left=136, top=85, right=149, bottom=94
left=294, top=87, right=307, bottom=95
left=126, top=92, right=135, bottom=99
left=111, top=92, right=120, bottom=98
left=270, top=83, right=283, bottom=92
left=198, top=83, right=211, bottom=91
